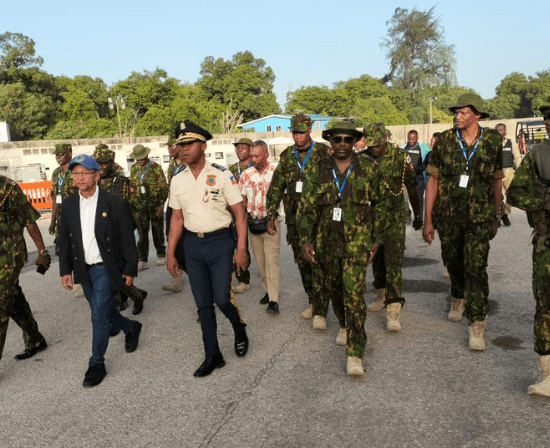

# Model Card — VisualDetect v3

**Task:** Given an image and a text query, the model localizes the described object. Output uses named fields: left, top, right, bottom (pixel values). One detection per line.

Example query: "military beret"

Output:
left=233, top=138, right=253, bottom=147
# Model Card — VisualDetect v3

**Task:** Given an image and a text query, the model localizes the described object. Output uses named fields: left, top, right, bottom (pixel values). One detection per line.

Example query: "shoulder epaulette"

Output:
left=211, top=163, right=227, bottom=171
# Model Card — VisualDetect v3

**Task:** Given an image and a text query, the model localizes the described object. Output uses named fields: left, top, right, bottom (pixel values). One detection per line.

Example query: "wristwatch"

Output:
left=39, top=249, right=49, bottom=256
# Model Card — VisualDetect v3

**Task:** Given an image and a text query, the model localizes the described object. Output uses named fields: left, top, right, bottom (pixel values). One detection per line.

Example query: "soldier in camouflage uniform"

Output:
left=423, top=93, right=504, bottom=351
left=297, top=122, right=388, bottom=377
left=266, top=114, right=330, bottom=319
left=1, top=175, right=51, bottom=366
left=93, top=145, right=147, bottom=316
left=128, top=144, right=169, bottom=271
left=507, top=105, right=550, bottom=397
left=228, top=138, right=254, bottom=294
left=49, top=143, right=78, bottom=255
left=362, top=123, right=421, bottom=332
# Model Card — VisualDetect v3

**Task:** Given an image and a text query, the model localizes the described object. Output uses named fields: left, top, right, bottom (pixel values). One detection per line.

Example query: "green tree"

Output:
left=285, top=85, right=336, bottom=115
left=351, top=97, right=409, bottom=127
left=381, top=6, right=456, bottom=90
left=198, top=51, right=281, bottom=121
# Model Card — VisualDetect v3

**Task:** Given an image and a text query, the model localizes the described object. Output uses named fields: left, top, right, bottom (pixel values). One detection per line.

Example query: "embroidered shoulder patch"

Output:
left=206, top=175, right=216, bottom=186
left=229, top=175, right=237, bottom=185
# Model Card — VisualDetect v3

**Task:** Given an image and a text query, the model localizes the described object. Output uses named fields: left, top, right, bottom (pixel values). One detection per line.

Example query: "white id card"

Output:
left=56, top=195, right=62, bottom=204
left=295, top=181, right=303, bottom=193
left=140, top=186, right=146, bottom=194
left=333, top=207, right=342, bottom=221
left=459, top=174, right=469, bottom=188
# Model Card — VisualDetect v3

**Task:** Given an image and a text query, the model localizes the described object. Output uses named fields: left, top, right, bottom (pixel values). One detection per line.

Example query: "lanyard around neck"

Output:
left=332, top=165, right=354, bottom=202
left=456, top=127, right=484, bottom=171
left=294, top=141, right=314, bottom=175
left=138, top=161, right=151, bottom=182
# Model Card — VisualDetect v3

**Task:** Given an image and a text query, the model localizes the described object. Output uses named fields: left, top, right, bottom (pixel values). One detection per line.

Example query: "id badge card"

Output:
left=333, top=207, right=342, bottom=221
left=56, top=194, right=62, bottom=204
left=140, top=185, right=146, bottom=194
left=295, top=181, right=303, bottom=193
left=459, top=174, right=469, bottom=188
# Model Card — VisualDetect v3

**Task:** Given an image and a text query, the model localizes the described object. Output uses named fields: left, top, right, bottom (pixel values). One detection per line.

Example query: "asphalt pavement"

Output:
left=1, top=210, right=549, bottom=448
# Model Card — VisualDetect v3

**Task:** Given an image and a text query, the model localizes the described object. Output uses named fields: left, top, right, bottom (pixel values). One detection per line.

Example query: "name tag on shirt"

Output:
left=459, top=174, right=469, bottom=188
left=295, top=181, right=303, bottom=193
left=56, top=195, right=62, bottom=204
left=140, top=186, right=146, bottom=194
left=333, top=207, right=342, bottom=221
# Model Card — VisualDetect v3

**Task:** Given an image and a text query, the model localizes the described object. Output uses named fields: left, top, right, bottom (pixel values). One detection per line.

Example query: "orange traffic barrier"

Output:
left=19, top=181, right=53, bottom=210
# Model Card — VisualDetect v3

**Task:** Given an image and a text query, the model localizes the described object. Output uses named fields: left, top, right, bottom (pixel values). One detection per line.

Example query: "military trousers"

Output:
left=287, top=224, right=315, bottom=304
left=184, top=229, right=243, bottom=358
left=316, top=255, right=368, bottom=358
left=134, top=207, right=166, bottom=262
left=372, top=222, right=406, bottom=306
left=502, top=168, right=515, bottom=216
left=531, top=233, right=550, bottom=355
left=0, top=267, right=45, bottom=361
left=116, top=284, right=145, bottom=309
left=437, top=221, right=492, bottom=324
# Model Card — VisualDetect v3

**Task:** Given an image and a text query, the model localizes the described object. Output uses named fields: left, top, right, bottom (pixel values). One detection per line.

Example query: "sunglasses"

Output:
left=331, top=136, right=355, bottom=144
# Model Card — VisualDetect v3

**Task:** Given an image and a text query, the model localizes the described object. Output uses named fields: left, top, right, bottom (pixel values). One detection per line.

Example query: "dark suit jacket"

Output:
left=59, top=188, right=138, bottom=291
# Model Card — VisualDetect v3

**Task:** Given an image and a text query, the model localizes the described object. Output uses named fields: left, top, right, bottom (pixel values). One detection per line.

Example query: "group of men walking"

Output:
left=3, top=94, right=550, bottom=396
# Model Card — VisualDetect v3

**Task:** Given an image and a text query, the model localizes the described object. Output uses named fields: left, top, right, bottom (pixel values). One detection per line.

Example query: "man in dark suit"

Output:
left=59, top=154, right=142, bottom=387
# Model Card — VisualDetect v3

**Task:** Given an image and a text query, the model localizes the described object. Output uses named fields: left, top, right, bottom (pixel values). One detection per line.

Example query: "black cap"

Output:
left=174, top=120, right=213, bottom=144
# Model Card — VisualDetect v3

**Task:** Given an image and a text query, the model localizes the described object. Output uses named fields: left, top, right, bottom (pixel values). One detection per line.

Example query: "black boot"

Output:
left=233, top=322, right=249, bottom=357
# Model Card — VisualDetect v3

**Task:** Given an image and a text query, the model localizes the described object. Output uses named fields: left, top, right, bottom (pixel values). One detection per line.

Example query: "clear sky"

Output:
left=2, top=0, right=549, bottom=109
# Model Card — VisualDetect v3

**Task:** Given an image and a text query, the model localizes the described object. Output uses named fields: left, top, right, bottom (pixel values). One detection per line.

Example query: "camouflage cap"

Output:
left=290, top=114, right=313, bottom=132
left=129, top=144, right=151, bottom=160
left=53, top=143, right=72, bottom=155
left=93, top=144, right=115, bottom=163
left=321, top=121, right=363, bottom=141
left=540, top=106, right=550, bottom=121
left=449, top=93, right=490, bottom=119
left=233, top=137, right=253, bottom=147
left=363, top=123, right=387, bottom=147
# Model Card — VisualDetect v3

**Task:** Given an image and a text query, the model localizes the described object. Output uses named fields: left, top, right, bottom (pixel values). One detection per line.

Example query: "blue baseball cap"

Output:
left=69, top=154, right=100, bottom=171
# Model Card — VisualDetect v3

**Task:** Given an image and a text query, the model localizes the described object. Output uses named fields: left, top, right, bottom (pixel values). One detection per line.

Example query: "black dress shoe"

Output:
left=194, top=353, right=225, bottom=377
left=118, top=300, right=128, bottom=311
left=14, top=340, right=48, bottom=360
left=266, top=301, right=280, bottom=314
left=83, top=363, right=106, bottom=387
left=125, top=321, right=142, bottom=353
left=260, top=293, right=269, bottom=305
left=233, top=323, right=249, bottom=357
left=109, top=323, right=121, bottom=337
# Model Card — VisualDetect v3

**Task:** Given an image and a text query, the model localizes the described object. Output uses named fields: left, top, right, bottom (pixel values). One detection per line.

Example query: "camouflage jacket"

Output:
left=128, top=160, right=168, bottom=210
left=98, top=172, right=131, bottom=201
left=296, top=152, right=388, bottom=262
left=51, top=166, right=77, bottom=199
left=167, top=158, right=186, bottom=187
left=266, top=141, right=331, bottom=227
left=507, top=142, right=550, bottom=234
left=0, top=175, right=40, bottom=270
left=364, top=143, right=417, bottom=225
left=427, top=126, right=503, bottom=224
left=228, top=161, right=253, bottom=184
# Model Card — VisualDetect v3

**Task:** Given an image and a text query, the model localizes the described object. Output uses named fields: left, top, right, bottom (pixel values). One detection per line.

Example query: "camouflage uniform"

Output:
left=0, top=176, right=46, bottom=360
left=93, top=145, right=145, bottom=311
left=51, top=144, right=78, bottom=255
left=427, top=126, right=503, bottom=323
left=266, top=116, right=330, bottom=306
left=507, top=142, right=550, bottom=355
left=362, top=125, right=417, bottom=307
left=228, top=160, right=253, bottom=285
left=297, top=152, right=388, bottom=358
left=128, top=150, right=168, bottom=262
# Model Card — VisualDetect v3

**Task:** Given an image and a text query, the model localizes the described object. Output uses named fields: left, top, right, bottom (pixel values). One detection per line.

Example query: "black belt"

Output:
left=187, top=228, right=230, bottom=239
left=86, top=262, right=104, bottom=267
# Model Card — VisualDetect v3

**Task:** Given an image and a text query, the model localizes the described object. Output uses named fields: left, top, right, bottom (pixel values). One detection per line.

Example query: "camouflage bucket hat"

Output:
left=363, top=123, right=387, bottom=146
left=233, top=137, right=253, bottom=147
left=290, top=114, right=313, bottom=132
left=93, top=144, right=115, bottom=162
left=53, top=143, right=72, bottom=155
left=129, top=144, right=151, bottom=160
left=449, top=93, right=490, bottom=119
left=321, top=121, right=364, bottom=141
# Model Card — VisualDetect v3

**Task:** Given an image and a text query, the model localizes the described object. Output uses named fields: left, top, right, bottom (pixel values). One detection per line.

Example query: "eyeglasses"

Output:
left=72, top=171, right=96, bottom=177
left=331, top=136, right=355, bottom=144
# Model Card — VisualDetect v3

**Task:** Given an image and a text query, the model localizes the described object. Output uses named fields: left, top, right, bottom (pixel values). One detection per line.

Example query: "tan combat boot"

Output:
left=156, top=256, right=166, bottom=266
left=138, top=261, right=149, bottom=271
left=448, top=298, right=464, bottom=321
left=312, top=315, right=326, bottom=331
left=528, top=355, right=550, bottom=397
left=336, top=328, right=347, bottom=346
left=367, top=288, right=386, bottom=312
left=386, top=303, right=402, bottom=332
left=233, top=282, right=250, bottom=294
left=162, top=272, right=183, bottom=293
left=301, top=303, right=314, bottom=320
left=346, top=357, right=365, bottom=377
left=468, top=318, right=487, bottom=351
